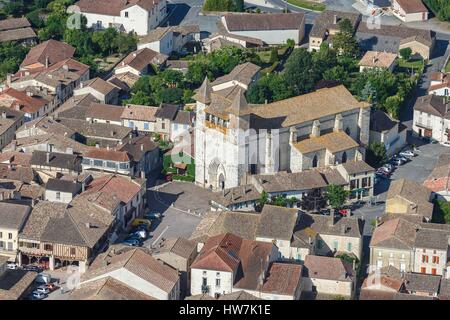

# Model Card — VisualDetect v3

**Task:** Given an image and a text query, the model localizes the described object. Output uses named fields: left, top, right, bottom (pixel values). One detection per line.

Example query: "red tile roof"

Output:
left=20, top=40, right=75, bottom=69
left=260, top=263, right=302, bottom=296
left=0, top=88, right=47, bottom=114
left=394, top=0, right=428, bottom=13
left=83, top=174, right=142, bottom=204
left=84, top=147, right=131, bottom=162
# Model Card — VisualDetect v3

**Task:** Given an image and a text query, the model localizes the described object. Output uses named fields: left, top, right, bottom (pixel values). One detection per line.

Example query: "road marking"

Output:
left=152, top=225, right=170, bottom=245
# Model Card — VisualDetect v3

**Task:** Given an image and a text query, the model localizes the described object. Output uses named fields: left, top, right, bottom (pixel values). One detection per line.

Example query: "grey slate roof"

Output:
left=45, top=178, right=81, bottom=194
left=341, top=160, right=374, bottom=175
left=255, top=205, right=298, bottom=241
left=155, top=104, right=179, bottom=120
left=252, top=170, right=328, bottom=193
left=370, top=110, right=398, bottom=132
left=404, top=273, right=441, bottom=294
left=30, top=150, right=82, bottom=172
left=210, top=184, right=260, bottom=207
left=0, top=202, right=30, bottom=230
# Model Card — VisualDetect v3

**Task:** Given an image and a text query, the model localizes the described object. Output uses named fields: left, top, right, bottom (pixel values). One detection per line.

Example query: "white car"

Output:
left=31, top=291, right=47, bottom=300
left=35, top=285, right=50, bottom=294
left=6, top=263, right=18, bottom=270
left=399, top=150, right=415, bottom=158
left=441, top=141, right=450, bottom=147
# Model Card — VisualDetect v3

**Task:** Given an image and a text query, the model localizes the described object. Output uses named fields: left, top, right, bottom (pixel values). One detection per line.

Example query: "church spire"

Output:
left=192, top=76, right=211, bottom=104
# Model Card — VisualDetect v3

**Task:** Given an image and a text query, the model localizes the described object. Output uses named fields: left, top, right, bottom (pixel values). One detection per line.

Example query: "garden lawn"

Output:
left=286, top=0, right=326, bottom=11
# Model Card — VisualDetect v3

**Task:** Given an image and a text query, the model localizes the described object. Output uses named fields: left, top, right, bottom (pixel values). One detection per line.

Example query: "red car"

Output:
left=339, top=209, right=349, bottom=216
left=165, top=174, right=173, bottom=182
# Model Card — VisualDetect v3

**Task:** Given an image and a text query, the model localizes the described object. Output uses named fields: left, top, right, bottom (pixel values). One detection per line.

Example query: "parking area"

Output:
left=142, top=182, right=215, bottom=248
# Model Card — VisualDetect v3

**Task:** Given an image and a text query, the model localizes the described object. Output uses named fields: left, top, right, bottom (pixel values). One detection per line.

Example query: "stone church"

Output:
left=193, top=64, right=371, bottom=191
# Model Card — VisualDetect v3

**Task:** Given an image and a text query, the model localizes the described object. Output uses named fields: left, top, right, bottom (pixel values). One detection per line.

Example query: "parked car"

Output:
left=399, top=150, right=415, bottom=158
left=393, top=154, right=408, bottom=162
left=441, top=141, right=450, bottom=147
left=122, top=238, right=142, bottom=247
left=45, top=283, right=58, bottom=291
left=35, top=285, right=50, bottom=294
left=320, top=209, right=330, bottom=216
left=376, top=171, right=390, bottom=179
left=31, top=291, right=47, bottom=300
left=131, top=219, right=151, bottom=228
left=130, top=229, right=147, bottom=239
left=378, top=166, right=392, bottom=174
left=23, top=265, right=42, bottom=272
left=144, top=212, right=162, bottom=220
left=6, top=263, right=18, bottom=270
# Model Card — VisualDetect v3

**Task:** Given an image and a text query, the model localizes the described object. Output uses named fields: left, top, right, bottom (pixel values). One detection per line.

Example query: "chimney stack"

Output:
left=63, top=64, right=69, bottom=71
left=333, top=15, right=338, bottom=24
left=1, top=111, right=6, bottom=119
left=45, top=56, right=49, bottom=68
left=46, top=152, right=50, bottom=164
left=6, top=74, right=11, bottom=87
left=140, top=144, right=144, bottom=151
left=330, top=209, right=335, bottom=226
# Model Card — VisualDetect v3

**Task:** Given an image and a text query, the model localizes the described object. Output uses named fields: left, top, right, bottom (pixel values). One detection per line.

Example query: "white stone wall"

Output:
left=302, top=276, right=353, bottom=297
left=138, top=31, right=173, bottom=55
left=413, top=109, right=450, bottom=143
left=123, top=118, right=156, bottom=132
left=413, top=248, right=447, bottom=276
left=429, top=87, right=450, bottom=96
left=369, top=247, right=413, bottom=273
left=190, top=268, right=234, bottom=297
left=44, top=190, right=74, bottom=204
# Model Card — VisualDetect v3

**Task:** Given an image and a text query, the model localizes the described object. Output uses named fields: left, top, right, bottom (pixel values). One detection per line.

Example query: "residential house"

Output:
left=44, top=178, right=82, bottom=203
left=186, top=290, right=260, bottom=300
left=356, top=23, right=435, bottom=60
left=309, top=10, right=361, bottom=51
left=85, top=102, right=125, bottom=126
left=221, top=12, right=305, bottom=45
left=121, top=104, right=159, bottom=133
left=293, top=212, right=364, bottom=261
left=413, top=95, right=450, bottom=142
left=423, top=153, right=450, bottom=201
left=202, top=31, right=264, bottom=53
left=137, top=25, right=200, bottom=55
left=171, top=110, right=193, bottom=142
left=210, top=62, right=261, bottom=92
left=15, top=116, right=76, bottom=140
left=428, top=71, right=450, bottom=96
left=302, top=255, right=355, bottom=299
left=385, top=179, right=434, bottom=222
left=392, top=0, right=429, bottom=22
left=209, top=184, right=261, bottom=212
left=69, top=247, right=180, bottom=300
left=30, top=150, right=82, bottom=175
left=114, top=48, right=168, bottom=76
left=369, top=109, right=407, bottom=156
left=74, top=78, right=119, bottom=105
left=18, top=201, right=115, bottom=272
left=73, top=0, right=168, bottom=36
left=0, top=202, right=31, bottom=261
left=358, top=51, right=398, bottom=72
left=81, top=174, right=146, bottom=229
left=403, top=272, right=441, bottom=297
left=81, top=147, right=132, bottom=176
left=190, top=233, right=302, bottom=300
left=56, top=93, right=99, bottom=120
left=0, top=107, right=25, bottom=150
left=19, top=40, right=75, bottom=72
left=0, top=88, right=47, bottom=121
left=152, top=237, right=198, bottom=297
left=117, top=135, right=161, bottom=177
left=57, top=118, right=133, bottom=148
left=0, top=17, right=37, bottom=45
left=154, top=103, right=180, bottom=140
left=369, top=217, right=450, bottom=275
left=254, top=205, right=299, bottom=260
left=335, top=160, right=375, bottom=201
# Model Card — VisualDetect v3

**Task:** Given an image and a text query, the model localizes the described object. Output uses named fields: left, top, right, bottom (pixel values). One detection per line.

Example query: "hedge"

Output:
left=172, top=175, right=195, bottom=182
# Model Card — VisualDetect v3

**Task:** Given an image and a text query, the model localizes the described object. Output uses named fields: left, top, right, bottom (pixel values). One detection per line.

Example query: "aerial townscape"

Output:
left=1, top=0, right=450, bottom=304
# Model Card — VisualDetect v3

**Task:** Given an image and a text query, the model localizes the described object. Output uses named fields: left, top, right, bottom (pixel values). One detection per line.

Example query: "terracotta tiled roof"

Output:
left=255, top=205, right=298, bottom=241
left=117, top=48, right=168, bottom=71
left=20, top=40, right=75, bottom=69
left=0, top=88, right=46, bottom=114
left=0, top=17, right=31, bottom=31
left=0, top=27, right=36, bottom=43
left=223, top=12, right=305, bottom=31
left=394, top=0, right=428, bottom=13
left=80, top=78, right=118, bottom=96
left=211, top=62, right=261, bottom=88
left=359, top=51, right=397, bottom=68
left=260, top=262, right=302, bottom=296
left=83, top=174, right=142, bottom=204
left=83, top=147, right=131, bottom=162
left=293, top=131, right=359, bottom=154
left=86, top=103, right=125, bottom=122
left=303, top=255, right=354, bottom=281
left=370, top=218, right=417, bottom=249
left=121, top=104, right=159, bottom=121
left=76, top=0, right=162, bottom=16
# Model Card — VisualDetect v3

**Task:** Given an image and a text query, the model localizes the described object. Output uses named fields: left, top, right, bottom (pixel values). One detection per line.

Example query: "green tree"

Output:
left=434, top=200, right=450, bottom=223
left=286, top=38, right=295, bottom=48
left=325, top=185, right=350, bottom=210
left=399, top=47, right=412, bottom=61
left=366, top=142, right=387, bottom=168
left=124, top=91, right=153, bottom=106
left=333, top=18, right=359, bottom=58
left=384, top=95, right=402, bottom=119
left=284, top=48, right=317, bottom=95
left=258, top=191, right=269, bottom=206
left=92, top=28, right=118, bottom=55
left=269, top=47, right=279, bottom=64
left=323, top=65, right=349, bottom=83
